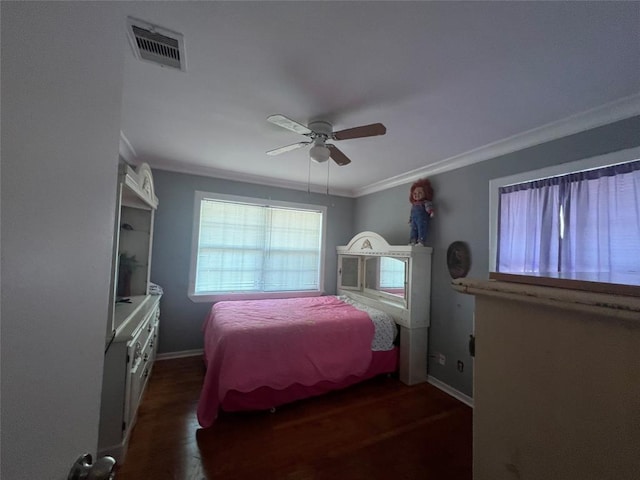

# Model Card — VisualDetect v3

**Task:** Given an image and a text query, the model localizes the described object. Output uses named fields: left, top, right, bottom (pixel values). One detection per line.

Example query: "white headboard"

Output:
left=339, top=231, right=416, bottom=257
left=337, top=231, right=433, bottom=385
left=336, top=231, right=432, bottom=329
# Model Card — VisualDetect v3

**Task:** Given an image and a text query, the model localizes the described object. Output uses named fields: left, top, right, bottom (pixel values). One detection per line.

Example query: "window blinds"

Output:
left=194, top=199, right=323, bottom=294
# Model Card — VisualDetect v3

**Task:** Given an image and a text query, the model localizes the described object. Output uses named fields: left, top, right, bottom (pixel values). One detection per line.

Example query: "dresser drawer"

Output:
left=123, top=303, right=159, bottom=426
left=149, top=323, right=158, bottom=360
left=127, top=305, right=158, bottom=366
left=127, top=333, right=153, bottom=425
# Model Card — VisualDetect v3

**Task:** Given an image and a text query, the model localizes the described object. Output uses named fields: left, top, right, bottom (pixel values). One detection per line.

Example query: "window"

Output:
left=189, top=192, right=326, bottom=301
left=490, top=147, right=640, bottom=276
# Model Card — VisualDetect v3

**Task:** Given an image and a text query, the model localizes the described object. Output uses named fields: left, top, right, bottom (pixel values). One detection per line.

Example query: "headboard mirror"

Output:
left=364, top=256, right=407, bottom=302
left=338, top=255, right=407, bottom=306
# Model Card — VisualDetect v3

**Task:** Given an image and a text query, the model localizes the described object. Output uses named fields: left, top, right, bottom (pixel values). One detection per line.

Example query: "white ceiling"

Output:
left=119, top=1, right=640, bottom=197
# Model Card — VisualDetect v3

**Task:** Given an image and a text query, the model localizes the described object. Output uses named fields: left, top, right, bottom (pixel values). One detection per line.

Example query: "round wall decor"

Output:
left=446, top=241, right=471, bottom=279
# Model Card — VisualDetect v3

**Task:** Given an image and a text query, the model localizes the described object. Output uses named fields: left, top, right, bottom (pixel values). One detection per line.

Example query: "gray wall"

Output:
left=150, top=170, right=356, bottom=354
left=354, top=116, right=640, bottom=397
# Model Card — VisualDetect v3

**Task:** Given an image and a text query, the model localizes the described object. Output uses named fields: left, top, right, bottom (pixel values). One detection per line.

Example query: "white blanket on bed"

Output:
left=338, top=295, right=398, bottom=351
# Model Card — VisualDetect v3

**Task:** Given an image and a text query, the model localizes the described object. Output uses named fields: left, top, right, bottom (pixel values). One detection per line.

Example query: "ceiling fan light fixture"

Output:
left=309, top=144, right=331, bottom=163
left=267, top=114, right=385, bottom=166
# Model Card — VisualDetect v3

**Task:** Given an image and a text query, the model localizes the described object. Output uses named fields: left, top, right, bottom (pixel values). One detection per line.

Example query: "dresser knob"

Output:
left=133, top=341, right=142, bottom=361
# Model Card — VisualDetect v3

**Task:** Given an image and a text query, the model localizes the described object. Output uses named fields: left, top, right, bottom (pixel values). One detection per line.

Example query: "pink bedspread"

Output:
left=197, top=296, right=375, bottom=427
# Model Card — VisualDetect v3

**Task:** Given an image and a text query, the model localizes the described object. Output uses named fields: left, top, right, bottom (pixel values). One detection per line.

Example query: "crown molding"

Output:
left=119, top=130, right=355, bottom=196
left=118, top=131, right=137, bottom=165
left=150, top=161, right=354, bottom=198
left=354, top=93, right=640, bottom=197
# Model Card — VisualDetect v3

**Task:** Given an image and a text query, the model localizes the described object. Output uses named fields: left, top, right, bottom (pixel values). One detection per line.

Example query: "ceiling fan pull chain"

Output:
left=326, top=160, right=330, bottom=196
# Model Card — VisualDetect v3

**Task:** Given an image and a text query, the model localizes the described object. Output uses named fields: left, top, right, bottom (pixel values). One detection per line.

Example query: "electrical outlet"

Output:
left=457, top=360, right=464, bottom=372
left=437, top=353, right=446, bottom=366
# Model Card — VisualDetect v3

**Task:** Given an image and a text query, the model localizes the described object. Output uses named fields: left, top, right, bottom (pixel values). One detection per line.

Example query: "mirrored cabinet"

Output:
left=98, top=162, right=161, bottom=462
left=338, top=255, right=361, bottom=290
left=337, top=232, right=432, bottom=385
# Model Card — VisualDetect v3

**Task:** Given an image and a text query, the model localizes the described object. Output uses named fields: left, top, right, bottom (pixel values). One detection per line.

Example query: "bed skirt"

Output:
left=220, top=347, right=399, bottom=412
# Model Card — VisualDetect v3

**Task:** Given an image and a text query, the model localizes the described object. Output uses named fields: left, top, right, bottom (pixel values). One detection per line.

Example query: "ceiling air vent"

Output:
left=126, top=17, right=186, bottom=71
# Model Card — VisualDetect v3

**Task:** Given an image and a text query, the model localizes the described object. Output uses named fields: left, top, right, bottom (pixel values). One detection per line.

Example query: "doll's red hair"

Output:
left=409, top=178, right=433, bottom=204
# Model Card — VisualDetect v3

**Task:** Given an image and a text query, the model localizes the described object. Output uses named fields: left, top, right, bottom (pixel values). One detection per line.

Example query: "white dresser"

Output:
left=98, top=296, right=160, bottom=461
left=98, top=162, right=160, bottom=462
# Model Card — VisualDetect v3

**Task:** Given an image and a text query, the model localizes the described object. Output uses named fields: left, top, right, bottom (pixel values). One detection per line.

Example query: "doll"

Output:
left=408, top=178, right=434, bottom=246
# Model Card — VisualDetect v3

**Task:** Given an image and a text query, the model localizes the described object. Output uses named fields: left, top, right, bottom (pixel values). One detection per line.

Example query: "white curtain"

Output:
left=562, top=165, right=640, bottom=273
left=498, top=160, right=640, bottom=275
left=497, top=180, right=560, bottom=273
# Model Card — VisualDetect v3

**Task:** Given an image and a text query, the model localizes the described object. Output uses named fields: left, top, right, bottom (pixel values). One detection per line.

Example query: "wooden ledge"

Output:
left=452, top=277, right=640, bottom=324
left=489, top=271, right=640, bottom=297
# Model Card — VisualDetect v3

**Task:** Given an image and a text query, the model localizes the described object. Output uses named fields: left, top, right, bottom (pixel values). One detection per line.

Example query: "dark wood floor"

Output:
left=115, top=356, right=472, bottom=480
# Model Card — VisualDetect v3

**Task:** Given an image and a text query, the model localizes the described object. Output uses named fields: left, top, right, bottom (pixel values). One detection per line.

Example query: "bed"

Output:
left=196, top=295, right=398, bottom=427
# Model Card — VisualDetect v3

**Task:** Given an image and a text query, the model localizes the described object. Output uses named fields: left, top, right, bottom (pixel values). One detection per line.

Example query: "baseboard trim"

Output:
left=156, top=349, right=204, bottom=361
left=427, top=375, right=474, bottom=408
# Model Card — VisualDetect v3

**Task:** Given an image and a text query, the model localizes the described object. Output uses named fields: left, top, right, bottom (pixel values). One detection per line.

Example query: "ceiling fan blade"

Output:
left=327, top=144, right=351, bottom=166
left=267, top=114, right=312, bottom=136
left=266, top=141, right=311, bottom=156
left=333, top=123, right=386, bottom=141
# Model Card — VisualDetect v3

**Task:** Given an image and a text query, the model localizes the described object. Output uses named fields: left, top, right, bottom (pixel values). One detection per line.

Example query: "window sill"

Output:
left=453, top=276, right=640, bottom=324
left=489, top=271, right=640, bottom=297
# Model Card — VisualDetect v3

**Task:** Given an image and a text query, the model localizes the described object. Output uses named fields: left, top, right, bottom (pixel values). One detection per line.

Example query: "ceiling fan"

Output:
left=266, top=114, right=386, bottom=166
